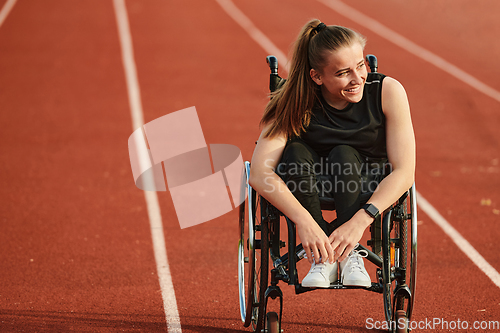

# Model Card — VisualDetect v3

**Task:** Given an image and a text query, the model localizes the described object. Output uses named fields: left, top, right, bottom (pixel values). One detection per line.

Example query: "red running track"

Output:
left=0, top=0, right=499, bottom=332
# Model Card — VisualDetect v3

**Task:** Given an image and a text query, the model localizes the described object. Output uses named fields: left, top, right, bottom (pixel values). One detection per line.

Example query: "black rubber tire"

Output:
left=266, top=312, right=279, bottom=333
left=239, top=176, right=269, bottom=332
left=395, top=310, right=409, bottom=333
left=381, top=209, right=394, bottom=324
left=238, top=188, right=248, bottom=325
left=382, top=190, right=416, bottom=326
left=238, top=176, right=255, bottom=326
left=250, top=198, right=269, bottom=332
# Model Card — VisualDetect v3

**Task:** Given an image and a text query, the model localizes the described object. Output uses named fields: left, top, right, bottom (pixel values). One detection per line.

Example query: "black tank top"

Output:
left=301, top=73, right=387, bottom=160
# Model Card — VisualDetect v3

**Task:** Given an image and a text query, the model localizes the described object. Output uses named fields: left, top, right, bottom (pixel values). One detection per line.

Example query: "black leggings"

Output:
left=278, top=138, right=387, bottom=236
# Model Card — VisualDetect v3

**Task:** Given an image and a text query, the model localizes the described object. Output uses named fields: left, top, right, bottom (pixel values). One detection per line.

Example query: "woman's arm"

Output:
left=249, top=124, right=335, bottom=264
left=329, top=77, right=416, bottom=261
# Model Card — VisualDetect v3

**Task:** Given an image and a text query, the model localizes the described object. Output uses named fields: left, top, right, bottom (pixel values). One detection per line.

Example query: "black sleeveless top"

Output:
left=301, top=73, right=387, bottom=160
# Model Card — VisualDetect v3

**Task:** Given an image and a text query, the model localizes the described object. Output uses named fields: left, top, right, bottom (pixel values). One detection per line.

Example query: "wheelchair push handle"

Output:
left=366, top=54, right=378, bottom=73
left=266, top=55, right=278, bottom=75
left=267, top=55, right=284, bottom=93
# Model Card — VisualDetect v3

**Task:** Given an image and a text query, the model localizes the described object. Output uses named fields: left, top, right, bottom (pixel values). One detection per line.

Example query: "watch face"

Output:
left=364, top=204, right=379, bottom=217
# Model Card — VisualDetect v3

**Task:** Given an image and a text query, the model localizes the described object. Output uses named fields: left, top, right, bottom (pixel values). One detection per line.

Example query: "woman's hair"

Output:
left=260, top=19, right=366, bottom=138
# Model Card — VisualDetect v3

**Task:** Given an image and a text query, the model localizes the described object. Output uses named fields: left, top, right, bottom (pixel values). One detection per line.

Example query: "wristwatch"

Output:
left=362, top=203, right=380, bottom=220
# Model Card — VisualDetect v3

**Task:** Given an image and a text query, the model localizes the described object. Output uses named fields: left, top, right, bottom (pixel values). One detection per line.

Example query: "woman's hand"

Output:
left=250, top=124, right=335, bottom=264
left=328, top=210, right=372, bottom=262
left=297, top=219, right=335, bottom=264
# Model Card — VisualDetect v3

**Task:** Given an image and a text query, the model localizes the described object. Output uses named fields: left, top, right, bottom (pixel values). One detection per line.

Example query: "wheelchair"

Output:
left=238, top=55, right=417, bottom=333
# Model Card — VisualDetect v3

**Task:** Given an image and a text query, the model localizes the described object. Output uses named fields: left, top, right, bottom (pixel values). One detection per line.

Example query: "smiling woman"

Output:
left=249, top=18, right=415, bottom=289
left=310, top=43, right=367, bottom=109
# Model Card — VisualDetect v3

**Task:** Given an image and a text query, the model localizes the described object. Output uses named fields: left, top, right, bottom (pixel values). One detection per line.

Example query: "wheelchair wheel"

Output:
left=238, top=162, right=269, bottom=331
left=266, top=312, right=279, bottom=333
left=395, top=310, right=409, bottom=333
left=381, top=184, right=417, bottom=331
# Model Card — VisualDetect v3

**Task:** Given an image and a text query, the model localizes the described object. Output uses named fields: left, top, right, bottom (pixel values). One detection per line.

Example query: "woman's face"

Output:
left=310, top=42, right=367, bottom=110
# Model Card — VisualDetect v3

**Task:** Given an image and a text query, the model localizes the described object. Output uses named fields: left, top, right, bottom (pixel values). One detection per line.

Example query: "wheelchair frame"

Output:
left=238, top=55, right=417, bottom=333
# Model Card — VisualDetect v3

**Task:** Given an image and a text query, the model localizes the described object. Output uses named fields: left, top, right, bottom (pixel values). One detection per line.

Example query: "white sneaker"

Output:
left=339, top=245, right=371, bottom=288
left=302, top=260, right=338, bottom=288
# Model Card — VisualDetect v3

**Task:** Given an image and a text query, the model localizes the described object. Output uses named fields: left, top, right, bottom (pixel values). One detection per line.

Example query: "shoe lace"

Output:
left=346, top=249, right=368, bottom=273
left=311, top=262, right=327, bottom=272
left=304, top=253, right=327, bottom=270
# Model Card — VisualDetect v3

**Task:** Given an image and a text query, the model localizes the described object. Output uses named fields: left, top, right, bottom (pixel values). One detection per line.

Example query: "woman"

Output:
left=248, top=19, right=415, bottom=288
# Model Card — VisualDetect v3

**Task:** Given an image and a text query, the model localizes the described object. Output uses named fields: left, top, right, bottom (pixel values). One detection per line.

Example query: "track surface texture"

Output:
left=1, top=0, right=499, bottom=332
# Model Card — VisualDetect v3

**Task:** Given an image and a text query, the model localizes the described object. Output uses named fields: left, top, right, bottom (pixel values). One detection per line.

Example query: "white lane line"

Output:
left=0, top=0, right=17, bottom=28
left=215, top=0, right=289, bottom=74
left=112, top=0, right=182, bottom=332
left=218, top=0, right=500, bottom=289
left=318, top=0, right=500, bottom=104
left=417, top=193, right=500, bottom=289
